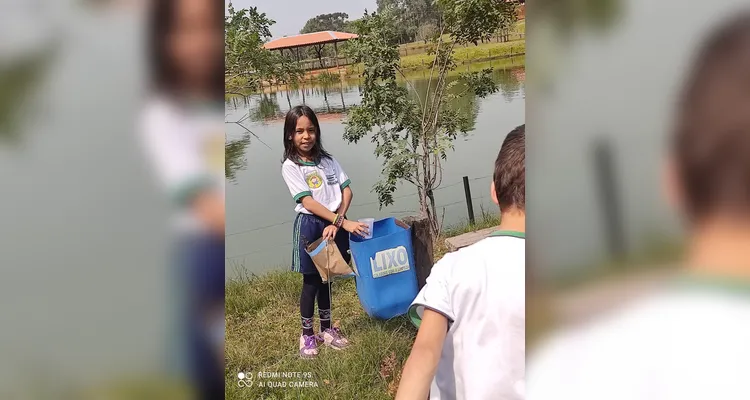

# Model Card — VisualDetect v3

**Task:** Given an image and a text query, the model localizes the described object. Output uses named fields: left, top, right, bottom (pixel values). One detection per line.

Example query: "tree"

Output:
left=343, top=17, right=363, bottom=33
left=416, top=23, right=438, bottom=44
left=344, top=1, right=517, bottom=235
left=225, top=3, right=302, bottom=92
left=376, top=0, right=441, bottom=44
left=300, top=12, right=350, bottom=34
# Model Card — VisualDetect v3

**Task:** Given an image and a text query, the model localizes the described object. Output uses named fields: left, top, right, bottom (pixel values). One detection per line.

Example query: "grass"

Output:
left=441, top=206, right=500, bottom=238
left=400, top=40, right=525, bottom=71
left=225, top=272, right=415, bottom=399
left=342, top=40, right=526, bottom=78
left=312, top=71, right=341, bottom=85
left=225, top=215, right=499, bottom=399
left=397, top=20, right=525, bottom=55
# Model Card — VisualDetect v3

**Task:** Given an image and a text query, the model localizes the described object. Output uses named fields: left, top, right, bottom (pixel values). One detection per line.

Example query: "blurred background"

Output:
left=0, top=0, right=217, bottom=397
left=3, top=0, right=748, bottom=397
left=527, top=0, right=750, bottom=347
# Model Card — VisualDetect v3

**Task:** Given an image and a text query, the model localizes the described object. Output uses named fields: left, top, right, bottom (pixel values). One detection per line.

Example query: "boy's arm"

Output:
left=396, top=309, right=448, bottom=400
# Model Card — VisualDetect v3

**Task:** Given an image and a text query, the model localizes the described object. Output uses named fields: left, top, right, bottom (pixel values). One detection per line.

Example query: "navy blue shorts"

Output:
left=292, top=213, right=351, bottom=275
left=172, top=233, right=224, bottom=398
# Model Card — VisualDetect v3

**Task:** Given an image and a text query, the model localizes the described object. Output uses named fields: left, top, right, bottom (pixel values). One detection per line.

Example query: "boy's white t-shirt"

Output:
left=527, top=281, right=750, bottom=400
left=139, top=96, right=225, bottom=233
left=281, top=157, right=351, bottom=214
left=409, top=231, right=526, bottom=400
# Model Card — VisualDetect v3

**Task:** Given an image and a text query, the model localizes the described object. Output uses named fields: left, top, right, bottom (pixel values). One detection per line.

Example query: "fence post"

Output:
left=402, top=214, right=434, bottom=290
left=593, top=137, right=625, bottom=260
left=463, top=176, right=475, bottom=225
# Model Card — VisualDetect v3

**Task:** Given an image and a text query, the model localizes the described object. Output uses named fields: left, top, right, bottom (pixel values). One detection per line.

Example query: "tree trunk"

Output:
left=401, top=214, right=435, bottom=289
left=418, top=186, right=428, bottom=216
left=315, top=45, right=325, bottom=70
left=427, top=189, right=439, bottom=236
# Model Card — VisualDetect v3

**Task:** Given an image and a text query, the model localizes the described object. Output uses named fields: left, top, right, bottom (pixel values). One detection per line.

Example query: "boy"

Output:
left=528, top=12, right=750, bottom=400
left=396, top=125, right=526, bottom=400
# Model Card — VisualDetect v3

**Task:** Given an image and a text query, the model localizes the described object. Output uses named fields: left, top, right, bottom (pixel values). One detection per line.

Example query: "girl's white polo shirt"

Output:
left=409, top=231, right=526, bottom=400
left=281, top=156, right=351, bottom=214
left=140, top=96, right=224, bottom=233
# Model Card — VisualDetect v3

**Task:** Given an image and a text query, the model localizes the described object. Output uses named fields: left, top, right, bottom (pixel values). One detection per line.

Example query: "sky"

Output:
left=227, top=0, right=377, bottom=39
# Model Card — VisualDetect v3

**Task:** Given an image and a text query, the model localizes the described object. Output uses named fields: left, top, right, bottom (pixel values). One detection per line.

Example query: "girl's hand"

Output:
left=322, top=225, right=338, bottom=241
left=342, top=219, right=369, bottom=238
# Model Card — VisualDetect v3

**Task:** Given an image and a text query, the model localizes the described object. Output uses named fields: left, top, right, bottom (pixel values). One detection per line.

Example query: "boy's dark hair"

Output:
left=282, top=105, right=333, bottom=164
left=494, top=124, right=525, bottom=211
left=672, top=12, right=750, bottom=222
left=147, top=0, right=224, bottom=101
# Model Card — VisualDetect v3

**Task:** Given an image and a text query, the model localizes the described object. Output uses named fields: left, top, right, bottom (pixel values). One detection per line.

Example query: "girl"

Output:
left=281, top=105, right=369, bottom=358
left=141, top=0, right=224, bottom=397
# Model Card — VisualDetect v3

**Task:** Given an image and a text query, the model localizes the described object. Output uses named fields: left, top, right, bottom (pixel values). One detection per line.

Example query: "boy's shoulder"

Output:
left=441, top=232, right=523, bottom=264
left=426, top=233, right=524, bottom=291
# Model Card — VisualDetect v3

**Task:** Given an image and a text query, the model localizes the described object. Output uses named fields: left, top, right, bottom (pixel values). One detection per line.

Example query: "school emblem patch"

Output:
left=204, top=131, right=225, bottom=174
left=306, top=171, right=323, bottom=189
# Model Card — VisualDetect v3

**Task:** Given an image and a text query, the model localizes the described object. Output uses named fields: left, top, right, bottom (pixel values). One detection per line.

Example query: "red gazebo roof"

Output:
left=263, top=31, right=358, bottom=50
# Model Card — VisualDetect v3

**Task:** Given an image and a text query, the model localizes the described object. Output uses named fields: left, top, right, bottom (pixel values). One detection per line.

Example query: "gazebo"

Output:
left=263, top=31, right=358, bottom=70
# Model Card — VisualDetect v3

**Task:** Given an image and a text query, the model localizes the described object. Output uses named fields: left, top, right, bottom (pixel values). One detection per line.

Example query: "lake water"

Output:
left=528, top=0, right=749, bottom=278
left=225, top=59, right=526, bottom=277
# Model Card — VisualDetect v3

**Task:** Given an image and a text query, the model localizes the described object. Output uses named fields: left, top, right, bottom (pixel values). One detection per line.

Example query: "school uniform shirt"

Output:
left=281, top=157, right=351, bottom=214
left=527, top=278, right=750, bottom=400
left=139, top=96, right=225, bottom=233
left=408, top=231, right=526, bottom=400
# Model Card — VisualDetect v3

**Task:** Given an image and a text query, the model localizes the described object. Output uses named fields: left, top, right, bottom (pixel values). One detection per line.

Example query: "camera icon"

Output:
left=237, top=372, right=254, bottom=388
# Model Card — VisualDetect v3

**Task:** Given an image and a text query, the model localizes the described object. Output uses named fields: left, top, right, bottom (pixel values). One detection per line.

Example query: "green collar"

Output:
left=298, top=159, right=318, bottom=166
left=489, top=230, right=525, bottom=239
left=676, top=273, right=750, bottom=296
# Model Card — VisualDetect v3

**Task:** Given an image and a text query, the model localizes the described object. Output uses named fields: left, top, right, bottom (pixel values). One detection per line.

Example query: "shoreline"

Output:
left=226, top=55, right=526, bottom=98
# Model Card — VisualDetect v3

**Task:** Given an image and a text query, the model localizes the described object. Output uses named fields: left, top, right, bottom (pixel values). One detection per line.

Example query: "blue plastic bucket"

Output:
left=349, top=218, right=419, bottom=319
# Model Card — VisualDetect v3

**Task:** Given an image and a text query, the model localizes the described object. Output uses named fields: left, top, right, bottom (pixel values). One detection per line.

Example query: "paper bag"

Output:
left=305, top=238, right=353, bottom=282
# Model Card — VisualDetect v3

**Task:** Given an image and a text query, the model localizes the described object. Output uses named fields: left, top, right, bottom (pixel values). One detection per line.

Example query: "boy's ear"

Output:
left=662, top=157, right=683, bottom=214
left=490, top=181, right=499, bottom=206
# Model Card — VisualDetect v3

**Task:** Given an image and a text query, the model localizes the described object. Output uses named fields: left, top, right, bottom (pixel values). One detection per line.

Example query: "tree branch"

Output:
left=226, top=120, right=272, bottom=150
left=395, top=65, right=423, bottom=109
left=421, top=24, right=446, bottom=130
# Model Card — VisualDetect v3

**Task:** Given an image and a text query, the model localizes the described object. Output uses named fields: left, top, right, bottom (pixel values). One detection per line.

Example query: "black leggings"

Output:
left=300, top=273, right=332, bottom=336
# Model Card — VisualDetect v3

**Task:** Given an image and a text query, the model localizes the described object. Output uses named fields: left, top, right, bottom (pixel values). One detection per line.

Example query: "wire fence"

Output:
left=225, top=174, right=493, bottom=261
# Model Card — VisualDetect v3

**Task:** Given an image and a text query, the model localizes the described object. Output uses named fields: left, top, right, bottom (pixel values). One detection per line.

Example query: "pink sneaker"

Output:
left=319, top=327, right=350, bottom=350
left=299, top=334, right=318, bottom=358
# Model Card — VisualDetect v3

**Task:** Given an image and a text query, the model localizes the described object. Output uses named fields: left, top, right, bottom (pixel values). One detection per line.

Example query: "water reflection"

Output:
left=250, top=94, right=282, bottom=122
left=225, top=135, right=251, bottom=182
left=224, top=62, right=524, bottom=180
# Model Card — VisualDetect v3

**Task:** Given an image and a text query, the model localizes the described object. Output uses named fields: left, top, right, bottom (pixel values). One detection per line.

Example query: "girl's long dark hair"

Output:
left=148, top=0, right=224, bottom=101
left=282, top=105, right=332, bottom=164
